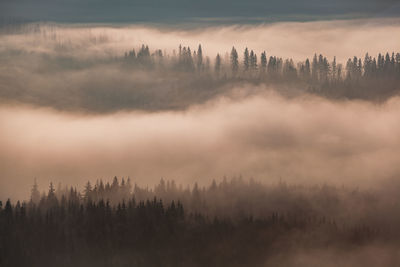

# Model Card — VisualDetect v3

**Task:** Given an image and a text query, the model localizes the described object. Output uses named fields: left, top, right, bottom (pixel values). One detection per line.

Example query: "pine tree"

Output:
left=48, top=182, right=55, bottom=198
left=30, top=178, right=41, bottom=204
left=230, top=46, right=239, bottom=75
left=197, top=44, right=203, bottom=71
left=4, top=199, right=12, bottom=221
left=187, top=47, right=194, bottom=71
left=243, top=48, right=249, bottom=71
left=337, top=64, right=343, bottom=80
left=47, top=182, right=58, bottom=206
left=312, top=54, right=318, bottom=81
left=305, top=59, right=311, bottom=80
left=363, top=53, right=371, bottom=78
left=250, top=50, right=257, bottom=70
left=332, top=56, right=337, bottom=81
left=346, top=58, right=353, bottom=80
left=84, top=181, right=92, bottom=201
left=260, top=51, right=267, bottom=73
left=215, top=54, right=221, bottom=75
left=357, top=58, right=363, bottom=78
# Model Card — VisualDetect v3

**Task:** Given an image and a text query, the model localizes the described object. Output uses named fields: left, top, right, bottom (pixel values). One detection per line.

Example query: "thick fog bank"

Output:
left=1, top=91, right=400, bottom=200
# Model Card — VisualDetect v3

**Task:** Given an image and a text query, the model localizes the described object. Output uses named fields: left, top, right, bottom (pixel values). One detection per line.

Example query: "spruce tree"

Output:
left=215, top=54, right=221, bottom=75
left=230, top=47, right=239, bottom=75
left=30, top=178, right=41, bottom=204
left=260, top=51, right=267, bottom=73
left=197, top=44, right=203, bottom=71
left=243, top=48, right=249, bottom=71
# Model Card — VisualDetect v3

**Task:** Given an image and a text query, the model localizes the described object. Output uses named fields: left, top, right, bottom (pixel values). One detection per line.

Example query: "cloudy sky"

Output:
left=1, top=0, right=399, bottom=24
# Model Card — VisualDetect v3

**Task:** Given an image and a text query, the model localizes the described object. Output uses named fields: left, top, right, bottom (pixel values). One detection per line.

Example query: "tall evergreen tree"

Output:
left=305, top=59, right=311, bottom=80
left=197, top=44, right=203, bottom=71
left=215, top=54, right=221, bottom=75
left=332, top=56, right=337, bottom=81
left=312, top=54, right=318, bottom=81
left=30, top=178, right=41, bottom=204
left=84, top=181, right=92, bottom=201
left=250, top=50, right=257, bottom=70
left=243, top=48, right=249, bottom=71
left=230, top=47, right=239, bottom=75
left=260, top=51, right=267, bottom=73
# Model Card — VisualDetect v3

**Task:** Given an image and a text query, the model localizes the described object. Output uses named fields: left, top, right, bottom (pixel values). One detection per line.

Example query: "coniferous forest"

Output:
left=2, top=177, right=400, bottom=266
left=1, top=27, right=400, bottom=113
left=120, top=44, right=400, bottom=101
left=2, top=20, right=400, bottom=267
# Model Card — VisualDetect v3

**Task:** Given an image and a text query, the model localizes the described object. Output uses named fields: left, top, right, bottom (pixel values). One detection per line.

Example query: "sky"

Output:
left=0, top=0, right=399, bottom=24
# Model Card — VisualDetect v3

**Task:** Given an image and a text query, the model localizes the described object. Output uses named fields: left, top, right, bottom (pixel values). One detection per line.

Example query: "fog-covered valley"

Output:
left=1, top=18, right=400, bottom=266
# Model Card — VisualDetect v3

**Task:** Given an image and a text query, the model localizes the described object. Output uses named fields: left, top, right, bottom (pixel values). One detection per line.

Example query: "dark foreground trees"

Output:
left=1, top=177, right=399, bottom=266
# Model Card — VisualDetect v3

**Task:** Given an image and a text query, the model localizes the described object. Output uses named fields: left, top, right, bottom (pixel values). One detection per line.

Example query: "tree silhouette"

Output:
left=0, top=176, right=394, bottom=267
left=197, top=44, right=203, bottom=71
left=260, top=51, right=267, bottom=73
left=30, top=178, right=40, bottom=204
left=243, top=47, right=249, bottom=72
left=230, top=46, right=239, bottom=75
left=215, top=54, right=221, bottom=75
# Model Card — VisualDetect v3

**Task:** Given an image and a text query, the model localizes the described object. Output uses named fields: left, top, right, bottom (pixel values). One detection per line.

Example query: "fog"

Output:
left=1, top=18, right=400, bottom=201
left=2, top=18, right=400, bottom=61
left=1, top=90, right=400, bottom=200
left=2, top=17, right=400, bottom=267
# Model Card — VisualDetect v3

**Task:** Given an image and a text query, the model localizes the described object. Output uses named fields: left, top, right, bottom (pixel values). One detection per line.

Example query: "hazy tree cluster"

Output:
left=123, top=44, right=400, bottom=100
left=25, top=177, right=392, bottom=223
left=1, top=41, right=399, bottom=113
left=1, top=177, right=400, bottom=266
left=124, top=44, right=211, bottom=73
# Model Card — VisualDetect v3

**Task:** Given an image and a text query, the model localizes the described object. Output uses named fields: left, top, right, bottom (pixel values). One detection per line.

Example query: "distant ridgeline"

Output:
left=123, top=45, right=400, bottom=100
left=1, top=177, right=400, bottom=266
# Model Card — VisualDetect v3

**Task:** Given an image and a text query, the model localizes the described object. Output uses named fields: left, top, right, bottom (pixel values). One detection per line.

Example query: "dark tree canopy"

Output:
left=1, top=176, right=400, bottom=266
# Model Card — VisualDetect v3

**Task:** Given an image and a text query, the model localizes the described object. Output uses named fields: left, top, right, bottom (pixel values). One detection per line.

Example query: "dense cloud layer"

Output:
left=1, top=91, right=400, bottom=200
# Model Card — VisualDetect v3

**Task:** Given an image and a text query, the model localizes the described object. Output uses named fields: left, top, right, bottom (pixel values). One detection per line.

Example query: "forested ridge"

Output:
left=2, top=18, right=400, bottom=267
left=1, top=177, right=400, bottom=266
left=1, top=39, right=400, bottom=113
left=121, top=44, right=400, bottom=100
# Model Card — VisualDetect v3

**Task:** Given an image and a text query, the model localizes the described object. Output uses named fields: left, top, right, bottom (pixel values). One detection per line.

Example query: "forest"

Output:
left=1, top=23, right=400, bottom=266
left=1, top=32, right=400, bottom=113
left=120, top=44, right=400, bottom=101
left=1, top=177, right=400, bottom=266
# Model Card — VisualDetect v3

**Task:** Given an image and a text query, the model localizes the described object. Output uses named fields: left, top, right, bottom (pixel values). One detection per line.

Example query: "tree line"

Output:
left=1, top=177, right=399, bottom=266
left=123, top=44, right=400, bottom=100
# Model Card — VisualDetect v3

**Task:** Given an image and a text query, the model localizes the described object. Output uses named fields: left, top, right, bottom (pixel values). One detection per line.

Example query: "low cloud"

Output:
left=1, top=90, right=400, bottom=200
left=1, top=20, right=400, bottom=199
